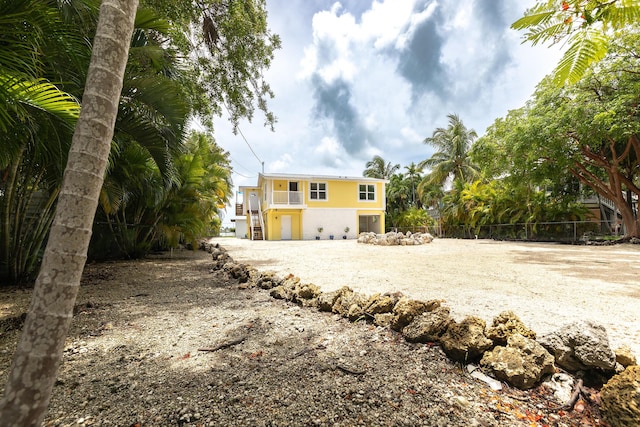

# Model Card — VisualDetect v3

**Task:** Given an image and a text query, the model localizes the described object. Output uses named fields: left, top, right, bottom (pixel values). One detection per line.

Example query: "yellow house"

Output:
left=235, top=173, right=387, bottom=240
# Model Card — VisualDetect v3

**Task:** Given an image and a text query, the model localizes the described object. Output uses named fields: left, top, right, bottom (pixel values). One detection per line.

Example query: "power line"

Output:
left=230, top=168, right=256, bottom=179
left=229, top=155, right=253, bottom=173
left=223, top=103, right=265, bottom=173
left=236, top=126, right=263, bottom=168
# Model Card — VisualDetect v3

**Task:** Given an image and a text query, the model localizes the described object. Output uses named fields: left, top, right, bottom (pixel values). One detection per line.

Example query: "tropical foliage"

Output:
left=363, top=155, right=399, bottom=179
left=419, top=113, right=480, bottom=187
left=479, top=29, right=640, bottom=237
left=1, top=0, right=85, bottom=283
left=365, top=110, right=591, bottom=238
left=0, top=0, right=278, bottom=283
left=439, top=180, right=588, bottom=239
left=395, top=206, right=435, bottom=230
left=513, top=0, right=640, bottom=84
left=91, top=131, right=232, bottom=259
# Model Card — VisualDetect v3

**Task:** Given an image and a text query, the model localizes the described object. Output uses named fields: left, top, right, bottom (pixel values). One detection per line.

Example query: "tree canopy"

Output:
left=478, top=29, right=640, bottom=237
left=1, top=0, right=279, bottom=282
left=513, top=0, right=640, bottom=84
left=363, top=155, right=399, bottom=179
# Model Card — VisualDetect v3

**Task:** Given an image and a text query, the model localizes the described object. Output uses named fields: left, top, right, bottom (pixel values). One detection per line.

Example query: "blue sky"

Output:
left=211, top=0, right=562, bottom=224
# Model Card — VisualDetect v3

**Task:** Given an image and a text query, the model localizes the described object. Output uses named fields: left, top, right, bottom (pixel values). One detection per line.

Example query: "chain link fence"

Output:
left=437, top=220, right=621, bottom=243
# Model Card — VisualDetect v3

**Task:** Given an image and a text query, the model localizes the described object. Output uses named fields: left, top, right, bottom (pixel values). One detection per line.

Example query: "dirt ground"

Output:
left=211, top=237, right=640, bottom=358
left=0, top=238, right=636, bottom=426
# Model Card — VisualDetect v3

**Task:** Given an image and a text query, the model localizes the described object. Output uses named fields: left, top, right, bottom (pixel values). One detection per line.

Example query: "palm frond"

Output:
left=511, top=1, right=575, bottom=47
left=0, top=0, right=57, bottom=76
left=134, top=7, right=171, bottom=33
left=116, top=75, right=189, bottom=178
left=0, top=74, right=79, bottom=132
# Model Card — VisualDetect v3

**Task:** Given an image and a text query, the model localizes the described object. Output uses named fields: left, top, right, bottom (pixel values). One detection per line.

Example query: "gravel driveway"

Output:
left=211, top=237, right=640, bottom=359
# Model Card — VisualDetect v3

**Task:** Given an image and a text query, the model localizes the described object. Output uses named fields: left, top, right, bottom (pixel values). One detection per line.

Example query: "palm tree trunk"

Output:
left=0, top=0, right=139, bottom=424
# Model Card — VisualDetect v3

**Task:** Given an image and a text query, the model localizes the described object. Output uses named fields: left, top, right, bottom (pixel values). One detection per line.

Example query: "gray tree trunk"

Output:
left=0, top=0, right=139, bottom=424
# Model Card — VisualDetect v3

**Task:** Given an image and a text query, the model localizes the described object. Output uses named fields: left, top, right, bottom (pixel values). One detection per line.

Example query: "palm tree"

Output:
left=363, top=155, right=400, bottom=179
left=94, top=131, right=233, bottom=258
left=155, top=132, right=232, bottom=248
left=1, top=0, right=84, bottom=282
left=404, top=162, right=423, bottom=207
left=0, top=0, right=81, bottom=140
left=385, top=173, right=411, bottom=227
left=1, top=1, right=185, bottom=281
left=0, top=0, right=139, bottom=423
left=420, top=113, right=479, bottom=188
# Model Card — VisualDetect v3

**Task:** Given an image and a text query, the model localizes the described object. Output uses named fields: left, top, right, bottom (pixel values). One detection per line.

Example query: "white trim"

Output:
left=260, top=172, right=388, bottom=183
left=358, top=183, right=376, bottom=202
left=309, top=181, right=328, bottom=201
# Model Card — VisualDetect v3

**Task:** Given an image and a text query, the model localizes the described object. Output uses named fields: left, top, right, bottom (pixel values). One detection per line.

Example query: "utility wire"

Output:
left=230, top=168, right=256, bottom=179
left=223, top=103, right=264, bottom=172
left=229, top=155, right=256, bottom=175
left=236, top=125, right=263, bottom=167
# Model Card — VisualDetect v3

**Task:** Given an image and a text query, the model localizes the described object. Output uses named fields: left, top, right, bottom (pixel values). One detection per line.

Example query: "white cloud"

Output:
left=313, top=136, right=349, bottom=168
left=395, top=1, right=439, bottom=50
left=216, top=0, right=564, bottom=225
left=270, top=153, right=294, bottom=172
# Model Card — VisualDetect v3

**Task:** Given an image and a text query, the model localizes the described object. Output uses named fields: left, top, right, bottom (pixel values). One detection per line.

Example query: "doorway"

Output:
left=359, top=215, right=381, bottom=234
left=281, top=215, right=292, bottom=240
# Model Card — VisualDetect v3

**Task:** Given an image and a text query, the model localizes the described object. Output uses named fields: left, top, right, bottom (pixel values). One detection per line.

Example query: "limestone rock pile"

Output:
left=357, top=231, right=434, bottom=245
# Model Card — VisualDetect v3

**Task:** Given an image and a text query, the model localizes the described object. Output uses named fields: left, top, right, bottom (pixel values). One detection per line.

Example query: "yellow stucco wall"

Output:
left=264, top=209, right=302, bottom=240
left=305, top=179, right=385, bottom=209
left=253, top=175, right=386, bottom=240
left=272, top=179, right=289, bottom=192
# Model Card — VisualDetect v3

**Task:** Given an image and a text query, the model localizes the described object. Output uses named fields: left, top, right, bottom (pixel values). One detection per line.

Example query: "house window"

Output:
left=310, top=182, right=327, bottom=200
left=359, top=184, right=375, bottom=201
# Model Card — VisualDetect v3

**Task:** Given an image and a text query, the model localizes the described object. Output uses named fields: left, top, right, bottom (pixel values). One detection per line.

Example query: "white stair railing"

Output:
left=257, top=200, right=265, bottom=240
left=247, top=197, right=264, bottom=240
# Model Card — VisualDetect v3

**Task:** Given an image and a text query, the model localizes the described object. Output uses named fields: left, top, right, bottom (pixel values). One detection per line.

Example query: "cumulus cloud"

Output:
left=215, top=0, right=561, bottom=222
left=310, top=74, right=373, bottom=156
left=270, top=153, right=294, bottom=172
left=313, top=136, right=349, bottom=167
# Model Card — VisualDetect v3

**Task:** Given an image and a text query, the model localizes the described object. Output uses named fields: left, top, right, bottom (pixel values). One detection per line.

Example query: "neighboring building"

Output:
left=233, top=173, right=388, bottom=240
left=581, top=193, right=638, bottom=235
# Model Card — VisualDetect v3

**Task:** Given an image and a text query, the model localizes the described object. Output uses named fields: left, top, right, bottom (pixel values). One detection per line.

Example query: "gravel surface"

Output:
left=212, top=237, right=640, bottom=358
left=0, top=238, right=634, bottom=426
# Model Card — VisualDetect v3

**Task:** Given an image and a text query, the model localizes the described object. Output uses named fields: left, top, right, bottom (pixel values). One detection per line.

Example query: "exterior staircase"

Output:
left=250, top=209, right=263, bottom=240
left=248, top=196, right=265, bottom=240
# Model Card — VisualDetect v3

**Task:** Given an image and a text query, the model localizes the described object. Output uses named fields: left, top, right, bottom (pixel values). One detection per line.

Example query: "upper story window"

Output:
left=310, top=182, right=327, bottom=200
left=358, top=184, right=376, bottom=201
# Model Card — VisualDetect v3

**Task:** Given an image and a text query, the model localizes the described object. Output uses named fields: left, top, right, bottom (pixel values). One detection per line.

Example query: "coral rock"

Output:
left=440, top=316, right=493, bottom=363
left=601, top=365, right=640, bottom=427
left=402, top=306, right=453, bottom=343
left=538, top=320, right=616, bottom=372
left=615, top=346, right=638, bottom=368
left=485, top=310, right=536, bottom=345
left=480, top=334, right=555, bottom=389
left=390, top=298, right=431, bottom=331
